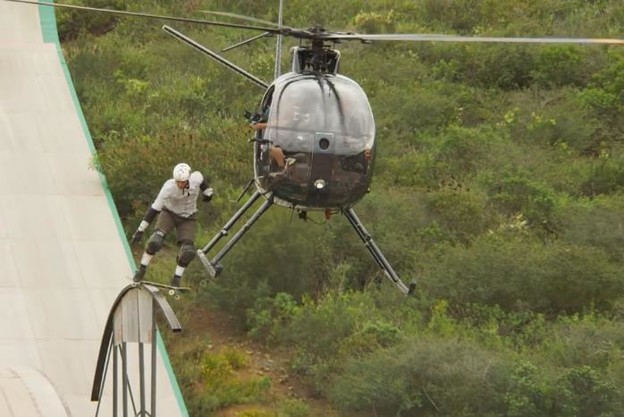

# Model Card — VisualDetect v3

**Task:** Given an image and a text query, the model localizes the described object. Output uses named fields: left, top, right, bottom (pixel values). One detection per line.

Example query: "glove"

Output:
left=131, top=220, right=149, bottom=244
left=202, top=187, right=214, bottom=202
left=131, top=229, right=144, bottom=244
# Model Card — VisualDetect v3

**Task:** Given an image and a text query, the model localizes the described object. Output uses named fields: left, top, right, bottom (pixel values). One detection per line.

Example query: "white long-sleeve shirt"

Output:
left=151, top=171, right=204, bottom=218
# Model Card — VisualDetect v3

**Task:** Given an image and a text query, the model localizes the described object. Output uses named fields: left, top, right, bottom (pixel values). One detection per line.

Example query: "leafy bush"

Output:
left=553, top=366, right=622, bottom=417
left=277, top=399, right=311, bottom=417
left=56, top=0, right=127, bottom=40
left=504, top=361, right=551, bottom=417
left=532, top=46, right=586, bottom=88
left=200, top=348, right=271, bottom=410
left=423, top=232, right=623, bottom=315
left=247, top=292, right=300, bottom=342
left=542, top=314, right=624, bottom=371
left=422, top=186, right=494, bottom=244
left=479, top=167, right=559, bottom=231
left=579, top=152, right=624, bottom=196
left=279, top=293, right=359, bottom=366
left=329, top=337, right=508, bottom=416
left=556, top=196, right=624, bottom=261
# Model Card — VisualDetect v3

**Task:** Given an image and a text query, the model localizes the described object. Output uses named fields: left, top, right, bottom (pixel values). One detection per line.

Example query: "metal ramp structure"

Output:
left=91, top=284, right=183, bottom=417
left=0, top=2, right=189, bottom=416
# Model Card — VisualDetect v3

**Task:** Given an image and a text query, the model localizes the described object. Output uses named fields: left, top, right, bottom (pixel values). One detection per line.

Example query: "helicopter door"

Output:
left=309, top=131, right=336, bottom=194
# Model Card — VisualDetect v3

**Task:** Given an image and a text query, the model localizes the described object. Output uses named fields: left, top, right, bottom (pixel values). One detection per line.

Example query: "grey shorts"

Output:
left=154, top=209, right=197, bottom=243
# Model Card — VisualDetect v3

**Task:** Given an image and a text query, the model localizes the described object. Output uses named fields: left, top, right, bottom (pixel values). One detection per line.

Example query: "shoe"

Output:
left=170, top=275, right=181, bottom=288
left=133, top=265, right=146, bottom=282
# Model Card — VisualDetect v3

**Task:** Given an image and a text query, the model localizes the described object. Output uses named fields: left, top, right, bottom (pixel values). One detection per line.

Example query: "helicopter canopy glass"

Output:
left=264, top=75, right=375, bottom=155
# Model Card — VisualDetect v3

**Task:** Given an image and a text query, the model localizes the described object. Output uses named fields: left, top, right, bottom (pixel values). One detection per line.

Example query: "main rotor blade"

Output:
left=4, top=0, right=283, bottom=34
left=199, top=10, right=284, bottom=29
left=11, top=0, right=620, bottom=46
left=222, top=32, right=273, bottom=53
left=329, top=33, right=624, bottom=45
left=163, top=25, right=269, bottom=90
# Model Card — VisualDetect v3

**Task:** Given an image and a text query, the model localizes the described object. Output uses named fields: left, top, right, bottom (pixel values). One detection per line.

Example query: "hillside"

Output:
left=57, top=0, right=624, bottom=416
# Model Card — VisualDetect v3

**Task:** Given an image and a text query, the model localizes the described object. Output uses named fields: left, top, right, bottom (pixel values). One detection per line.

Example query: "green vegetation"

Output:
left=58, top=0, right=624, bottom=415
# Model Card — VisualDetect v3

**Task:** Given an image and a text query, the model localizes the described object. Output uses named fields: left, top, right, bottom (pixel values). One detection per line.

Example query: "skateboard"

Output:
left=135, top=280, right=191, bottom=299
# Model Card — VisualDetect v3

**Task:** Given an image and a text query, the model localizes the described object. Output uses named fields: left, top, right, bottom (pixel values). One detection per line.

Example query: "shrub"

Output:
left=200, top=348, right=271, bottom=410
left=553, top=366, right=622, bottom=417
left=504, top=361, right=551, bottom=417
left=280, top=293, right=359, bottom=365
left=580, top=152, right=624, bottom=196
left=277, top=399, right=312, bottom=417
left=338, top=319, right=403, bottom=357
left=479, top=167, right=559, bottom=231
left=532, top=46, right=585, bottom=88
left=422, top=232, right=623, bottom=315
left=56, top=0, right=127, bottom=40
left=247, top=292, right=300, bottom=343
left=329, top=337, right=508, bottom=416
left=422, top=186, right=494, bottom=244
left=556, top=196, right=624, bottom=262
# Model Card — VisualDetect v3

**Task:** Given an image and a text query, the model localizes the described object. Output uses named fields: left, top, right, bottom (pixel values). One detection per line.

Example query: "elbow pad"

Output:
left=143, top=207, right=160, bottom=224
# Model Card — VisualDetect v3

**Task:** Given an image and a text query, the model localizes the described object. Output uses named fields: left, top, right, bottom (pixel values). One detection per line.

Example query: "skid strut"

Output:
left=198, top=190, right=273, bottom=277
left=343, top=208, right=415, bottom=295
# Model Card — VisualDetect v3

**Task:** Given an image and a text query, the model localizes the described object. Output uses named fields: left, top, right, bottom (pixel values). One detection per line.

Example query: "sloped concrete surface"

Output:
left=0, top=2, right=187, bottom=416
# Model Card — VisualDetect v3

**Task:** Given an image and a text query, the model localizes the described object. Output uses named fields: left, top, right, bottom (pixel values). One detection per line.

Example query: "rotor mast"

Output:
left=291, top=36, right=341, bottom=75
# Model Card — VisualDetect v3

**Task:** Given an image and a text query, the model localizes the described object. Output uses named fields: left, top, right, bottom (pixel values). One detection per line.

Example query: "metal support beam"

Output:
left=92, top=284, right=184, bottom=416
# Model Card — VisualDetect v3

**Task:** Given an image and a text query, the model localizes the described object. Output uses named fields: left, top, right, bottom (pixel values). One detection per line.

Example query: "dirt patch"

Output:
left=166, top=305, right=339, bottom=417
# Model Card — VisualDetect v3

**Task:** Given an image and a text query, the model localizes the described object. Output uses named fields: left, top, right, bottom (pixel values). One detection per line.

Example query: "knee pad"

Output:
left=177, top=240, right=196, bottom=266
left=146, top=230, right=165, bottom=254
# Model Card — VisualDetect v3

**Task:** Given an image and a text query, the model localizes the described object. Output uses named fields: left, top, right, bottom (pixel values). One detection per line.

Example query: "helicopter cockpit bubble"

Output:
left=255, top=73, right=376, bottom=209
left=264, top=75, right=375, bottom=153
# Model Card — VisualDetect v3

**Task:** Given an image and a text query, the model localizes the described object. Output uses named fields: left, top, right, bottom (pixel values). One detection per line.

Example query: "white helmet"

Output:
left=172, top=163, right=191, bottom=181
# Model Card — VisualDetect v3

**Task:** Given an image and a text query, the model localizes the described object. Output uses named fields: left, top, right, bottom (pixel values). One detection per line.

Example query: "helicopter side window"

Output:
left=253, top=86, right=277, bottom=182
left=254, top=87, right=274, bottom=134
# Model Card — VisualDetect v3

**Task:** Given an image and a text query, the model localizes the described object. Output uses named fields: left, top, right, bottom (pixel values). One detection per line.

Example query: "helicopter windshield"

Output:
left=254, top=74, right=376, bottom=210
left=264, top=75, right=375, bottom=155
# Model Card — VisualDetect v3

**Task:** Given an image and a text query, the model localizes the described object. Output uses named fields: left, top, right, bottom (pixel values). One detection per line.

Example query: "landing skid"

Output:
left=197, top=251, right=222, bottom=278
left=197, top=190, right=414, bottom=295
left=342, top=208, right=416, bottom=295
left=198, top=190, right=273, bottom=278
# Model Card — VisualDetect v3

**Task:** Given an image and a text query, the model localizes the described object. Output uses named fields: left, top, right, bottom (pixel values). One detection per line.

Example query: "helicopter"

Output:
left=8, top=0, right=624, bottom=296
left=159, top=22, right=416, bottom=294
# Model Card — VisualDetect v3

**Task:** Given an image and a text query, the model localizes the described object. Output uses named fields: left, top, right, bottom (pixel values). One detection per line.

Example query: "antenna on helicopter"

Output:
left=274, top=0, right=284, bottom=79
